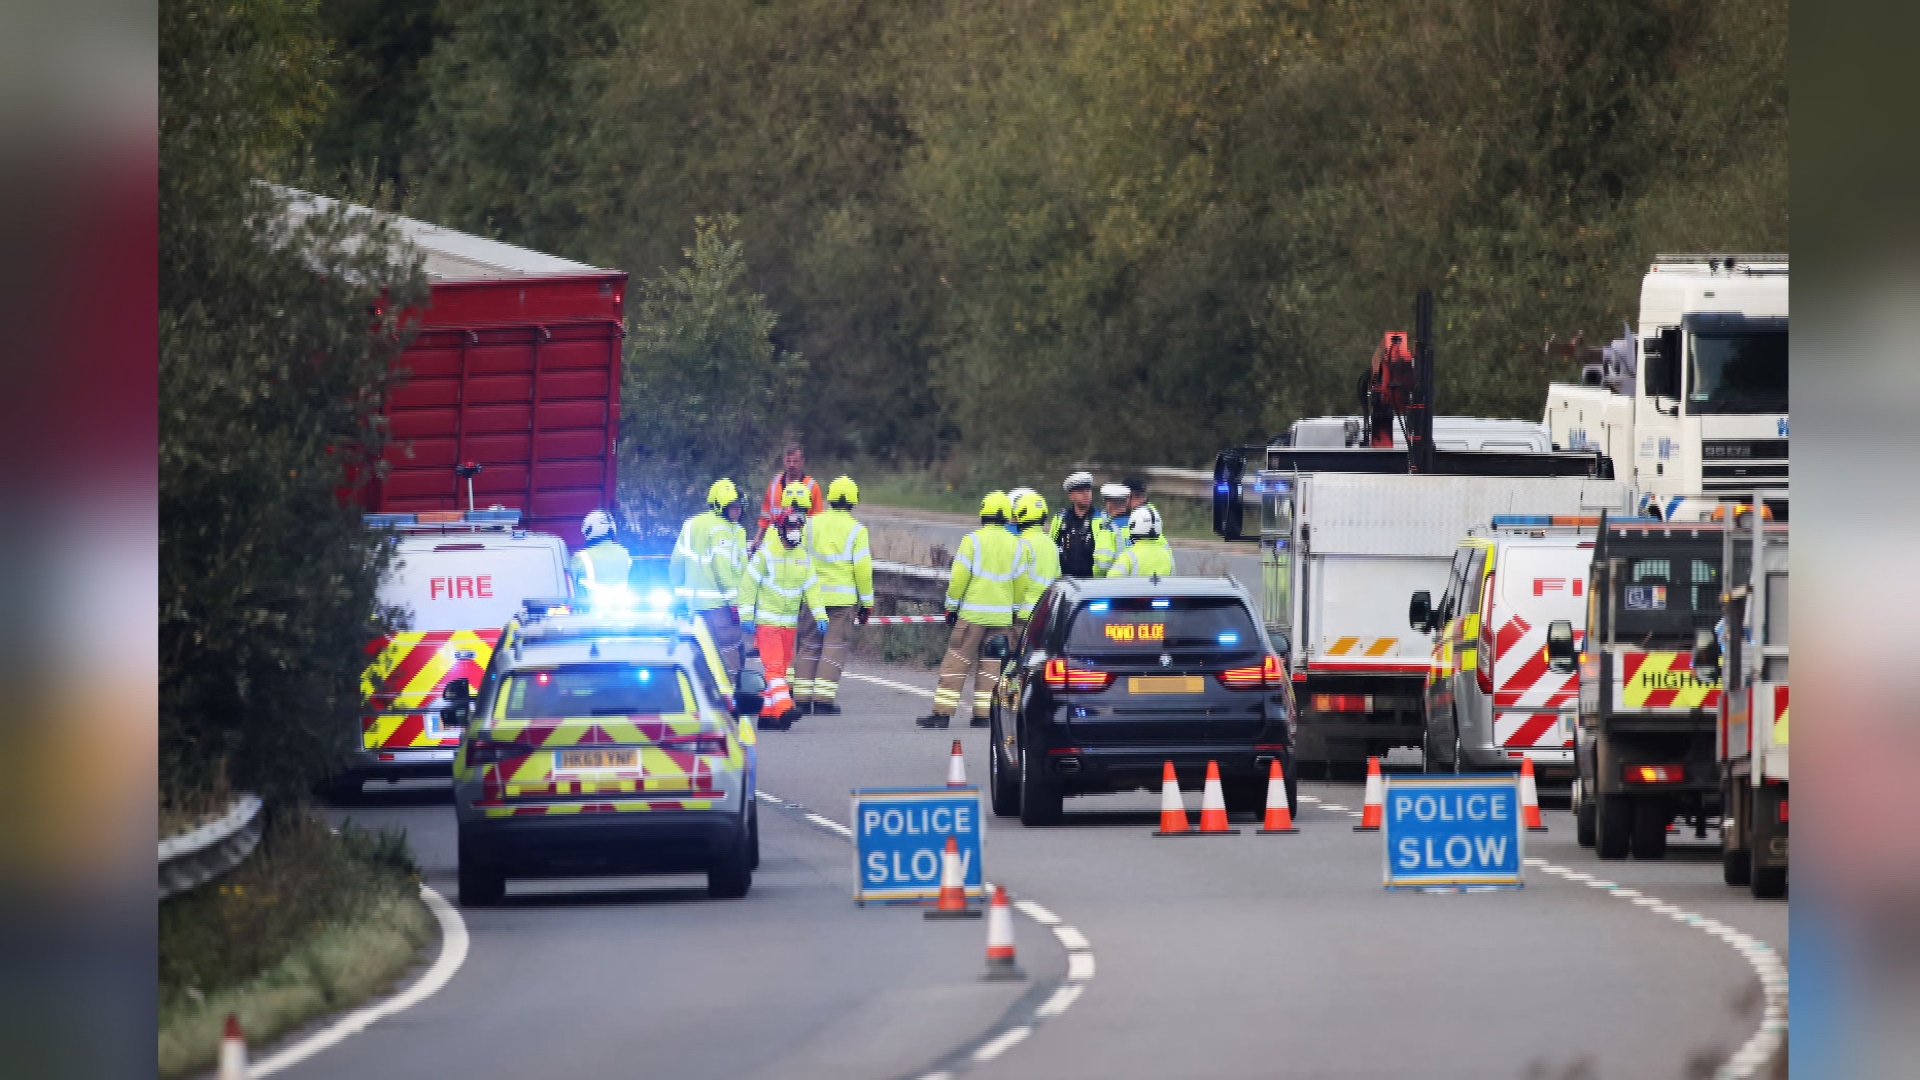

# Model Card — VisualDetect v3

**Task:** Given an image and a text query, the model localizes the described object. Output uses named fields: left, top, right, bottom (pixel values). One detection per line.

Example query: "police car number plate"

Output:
left=1128, top=676, right=1205, bottom=694
left=557, top=748, right=638, bottom=770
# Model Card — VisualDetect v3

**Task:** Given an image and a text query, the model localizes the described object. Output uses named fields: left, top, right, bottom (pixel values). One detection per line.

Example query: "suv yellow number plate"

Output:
left=1128, top=676, right=1205, bottom=694
left=557, top=748, right=638, bottom=769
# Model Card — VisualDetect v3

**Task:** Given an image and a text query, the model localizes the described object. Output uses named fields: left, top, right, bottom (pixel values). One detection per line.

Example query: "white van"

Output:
left=1414, top=517, right=1605, bottom=777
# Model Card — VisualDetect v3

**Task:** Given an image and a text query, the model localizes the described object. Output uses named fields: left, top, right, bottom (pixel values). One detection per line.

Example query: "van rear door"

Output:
left=1491, top=544, right=1593, bottom=749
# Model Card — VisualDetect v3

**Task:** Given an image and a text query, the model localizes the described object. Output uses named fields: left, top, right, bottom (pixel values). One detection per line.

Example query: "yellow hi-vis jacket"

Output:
left=946, top=525, right=1029, bottom=628
left=1015, top=525, right=1060, bottom=620
left=571, top=539, right=632, bottom=595
left=669, top=510, right=746, bottom=611
left=739, top=533, right=827, bottom=628
left=1109, top=535, right=1175, bottom=578
left=1091, top=514, right=1123, bottom=577
left=803, top=508, right=873, bottom=610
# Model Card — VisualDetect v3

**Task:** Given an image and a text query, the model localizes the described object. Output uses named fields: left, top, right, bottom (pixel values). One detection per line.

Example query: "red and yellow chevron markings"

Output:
left=359, top=629, right=501, bottom=748
left=1617, top=650, right=1721, bottom=711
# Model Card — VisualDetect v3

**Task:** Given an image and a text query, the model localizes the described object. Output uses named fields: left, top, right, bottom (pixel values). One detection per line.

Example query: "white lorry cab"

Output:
left=327, top=509, right=574, bottom=800
left=1545, top=255, right=1788, bottom=519
left=1414, top=517, right=1614, bottom=778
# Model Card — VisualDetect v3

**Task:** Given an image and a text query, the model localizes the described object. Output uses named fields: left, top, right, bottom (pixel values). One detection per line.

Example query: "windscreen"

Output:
left=382, top=543, right=568, bottom=632
left=497, top=665, right=689, bottom=718
left=1688, top=330, right=1787, bottom=414
left=1064, top=597, right=1259, bottom=651
left=1607, top=544, right=1721, bottom=641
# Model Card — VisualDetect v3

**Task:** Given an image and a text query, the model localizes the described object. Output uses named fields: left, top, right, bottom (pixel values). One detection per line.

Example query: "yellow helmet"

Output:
left=781, top=481, right=813, bottom=511
left=826, top=475, right=859, bottom=507
left=1012, top=490, right=1048, bottom=526
left=707, top=477, right=740, bottom=510
left=979, top=490, right=1012, bottom=522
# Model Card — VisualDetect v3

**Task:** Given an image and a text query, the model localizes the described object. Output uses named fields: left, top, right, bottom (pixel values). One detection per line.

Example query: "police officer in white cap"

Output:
left=1093, top=481, right=1132, bottom=576
left=1049, top=471, right=1102, bottom=577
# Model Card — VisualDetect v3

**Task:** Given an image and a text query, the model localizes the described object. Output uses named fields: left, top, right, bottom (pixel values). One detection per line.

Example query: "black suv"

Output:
left=986, top=576, right=1297, bottom=825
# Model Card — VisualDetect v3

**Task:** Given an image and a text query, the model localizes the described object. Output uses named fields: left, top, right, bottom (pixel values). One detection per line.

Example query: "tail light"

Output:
left=1310, top=693, right=1375, bottom=712
left=1222, top=654, right=1287, bottom=690
left=1043, top=657, right=1112, bottom=691
left=660, top=732, right=731, bottom=755
left=1623, top=764, right=1686, bottom=784
left=1477, top=571, right=1497, bottom=695
left=465, top=737, right=536, bottom=764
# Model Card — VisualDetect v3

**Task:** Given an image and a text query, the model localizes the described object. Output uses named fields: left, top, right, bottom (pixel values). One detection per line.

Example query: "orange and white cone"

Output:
left=1197, top=760, right=1240, bottom=834
left=1519, top=757, right=1548, bottom=832
left=1353, top=756, right=1384, bottom=831
left=1152, top=761, right=1191, bottom=836
left=218, top=1014, right=247, bottom=1080
left=1256, top=758, right=1298, bottom=834
left=983, top=884, right=1024, bottom=980
left=946, top=739, right=968, bottom=788
left=925, top=835, right=981, bottom=919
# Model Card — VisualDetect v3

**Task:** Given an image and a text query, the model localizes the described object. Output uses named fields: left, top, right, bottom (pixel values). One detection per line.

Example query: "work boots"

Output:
left=970, top=714, right=990, bottom=728
left=812, top=702, right=842, bottom=716
left=916, top=713, right=950, bottom=729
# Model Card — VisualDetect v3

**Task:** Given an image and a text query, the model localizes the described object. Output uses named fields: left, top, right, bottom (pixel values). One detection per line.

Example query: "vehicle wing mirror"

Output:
left=733, top=690, right=764, bottom=717
left=983, top=634, right=1011, bottom=661
left=1546, top=620, right=1577, bottom=673
left=1408, top=591, right=1432, bottom=632
left=1270, top=632, right=1290, bottom=659
left=441, top=677, right=473, bottom=727
left=1691, top=628, right=1722, bottom=685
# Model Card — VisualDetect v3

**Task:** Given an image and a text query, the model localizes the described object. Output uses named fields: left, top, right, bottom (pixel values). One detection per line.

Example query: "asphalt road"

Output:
left=312, top=661, right=1786, bottom=1080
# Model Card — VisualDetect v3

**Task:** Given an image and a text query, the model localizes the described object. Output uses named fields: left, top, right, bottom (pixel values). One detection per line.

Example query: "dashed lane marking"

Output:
left=1053, top=925, right=1090, bottom=950
left=1529, top=861, right=1786, bottom=1079
left=971, top=1026, right=1032, bottom=1063
left=1015, top=900, right=1060, bottom=925
left=1067, top=952, right=1097, bottom=980
left=1034, top=984, right=1084, bottom=1017
left=844, top=671, right=937, bottom=699
left=805, top=812, right=853, bottom=837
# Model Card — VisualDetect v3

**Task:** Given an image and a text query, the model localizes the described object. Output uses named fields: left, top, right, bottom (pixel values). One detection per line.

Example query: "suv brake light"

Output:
left=1221, top=654, right=1286, bottom=690
left=466, top=737, right=536, bottom=764
left=660, top=732, right=730, bottom=755
left=1044, top=657, right=1112, bottom=691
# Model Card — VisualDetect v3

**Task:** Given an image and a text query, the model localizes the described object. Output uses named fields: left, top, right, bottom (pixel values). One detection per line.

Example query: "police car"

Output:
left=451, top=601, right=764, bottom=905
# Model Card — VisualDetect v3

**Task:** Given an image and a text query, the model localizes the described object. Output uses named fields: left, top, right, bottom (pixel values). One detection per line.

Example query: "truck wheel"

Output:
left=1017, top=732, right=1063, bottom=826
left=1722, top=847, right=1751, bottom=887
left=988, top=711, right=1021, bottom=817
left=708, top=822, right=754, bottom=899
left=1630, top=798, right=1669, bottom=860
left=457, top=831, right=505, bottom=908
left=1422, top=726, right=1444, bottom=774
left=1224, top=778, right=1265, bottom=816
left=1575, top=792, right=1596, bottom=848
left=1750, top=865, right=1787, bottom=899
left=1594, top=795, right=1631, bottom=860
left=748, top=803, right=760, bottom=872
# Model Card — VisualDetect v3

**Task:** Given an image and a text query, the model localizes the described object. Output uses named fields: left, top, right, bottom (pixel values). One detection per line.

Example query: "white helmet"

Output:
left=1007, top=486, right=1037, bottom=508
left=1129, top=504, right=1163, bottom=539
left=1063, top=471, right=1094, bottom=492
left=1099, top=482, right=1131, bottom=500
left=582, top=510, right=617, bottom=543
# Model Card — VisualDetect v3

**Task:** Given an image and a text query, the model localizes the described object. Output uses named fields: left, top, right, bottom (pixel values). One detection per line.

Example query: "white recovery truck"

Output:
left=1544, top=254, right=1788, bottom=520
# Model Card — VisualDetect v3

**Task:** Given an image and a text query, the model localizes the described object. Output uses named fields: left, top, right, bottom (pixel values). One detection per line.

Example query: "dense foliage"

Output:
left=312, top=0, right=1784, bottom=475
left=161, top=0, right=425, bottom=802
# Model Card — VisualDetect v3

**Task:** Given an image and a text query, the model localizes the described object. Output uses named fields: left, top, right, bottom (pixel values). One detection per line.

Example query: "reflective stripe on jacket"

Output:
left=1015, top=526, right=1061, bottom=619
left=1108, top=536, right=1174, bottom=578
left=739, top=536, right=827, bottom=628
left=946, top=525, right=1029, bottom=628
left=803, top=509, right=872, bottom=609
left=571, top=540, right=632, bottom=593
left=1091, top=516, right=1122, bottom=577
left=669, top=511, right=745, bottom=610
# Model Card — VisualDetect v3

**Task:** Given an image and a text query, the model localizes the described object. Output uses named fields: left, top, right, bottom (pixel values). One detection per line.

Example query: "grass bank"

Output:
left=158, top=812, right=434, bottom=1078
left=829, top=461, right=1218, bottom=539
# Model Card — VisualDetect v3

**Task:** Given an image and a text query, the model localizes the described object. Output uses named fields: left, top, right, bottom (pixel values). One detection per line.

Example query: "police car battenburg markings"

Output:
left=851, top=787, right=985, bottom=904
left=1381, top=775, right=1525, bottom=890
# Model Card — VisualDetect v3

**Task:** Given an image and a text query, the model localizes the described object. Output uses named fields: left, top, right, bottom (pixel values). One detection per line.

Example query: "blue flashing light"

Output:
left=636, top=669, right=652, bottom=682
left=1088, top=601, right=1109, bottom=613
left=465, top=508, right=521, bottom=524
left=1215, top=483, right=1230, bottom=492
left=1151, top=598, right=1171, bottom=609
left=363, top=513, right=416, bottom=527
left=1491, top=515, right=1553, bottom=527
left=645, top=587, right=673, bottom=610
left=1217, top=631, right=1240, bottom=645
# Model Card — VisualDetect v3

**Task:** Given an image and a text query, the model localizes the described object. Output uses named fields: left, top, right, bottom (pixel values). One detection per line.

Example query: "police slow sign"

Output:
left=851, top=787, right=985, bottom=904
left=1382, top=775, right=1524, bottom=890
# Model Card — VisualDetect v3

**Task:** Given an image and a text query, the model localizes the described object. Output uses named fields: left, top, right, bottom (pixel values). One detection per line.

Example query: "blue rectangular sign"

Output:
left=1382, top=775, right=1525, bottom=889
left=851, top=787, right=985, bottom=904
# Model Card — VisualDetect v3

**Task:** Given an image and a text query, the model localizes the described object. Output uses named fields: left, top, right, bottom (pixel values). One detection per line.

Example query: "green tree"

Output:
left=619, top=216, right=804, bottom=537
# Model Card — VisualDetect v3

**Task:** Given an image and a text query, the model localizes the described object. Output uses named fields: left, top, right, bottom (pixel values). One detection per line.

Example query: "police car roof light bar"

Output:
left=364, top=508, right=523, bottom=531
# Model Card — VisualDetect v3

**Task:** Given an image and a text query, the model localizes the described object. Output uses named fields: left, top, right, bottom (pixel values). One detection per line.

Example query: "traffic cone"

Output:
left=218, top=1014, right=247, bottom=1080
left=946, top=739, right=968, bottom=788
left=1152, top=761, right=1191, bottom=836
left=1353, top=756, right=1385, bottom=831
left=924, top=836, right=981, bottom=919
left=1197, top=760, right=1240, bottom=834
left=983, top=884, right=1024, bottom=980
left=1519, top=757, right=1548, bottom=832
left=1256, top=758, right=1298, bottom=834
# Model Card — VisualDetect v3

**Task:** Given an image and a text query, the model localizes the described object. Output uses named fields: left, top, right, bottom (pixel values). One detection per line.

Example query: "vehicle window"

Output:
left=1437, top=547, right=1472, bottom=622
left=1063, top=596, right=1259, bottom=651
left=1688, top=330, right=1787, bottom=414
left=1025, top=588, right=1058, bottom=655
left=1609, top=545, right=1721, bottom=642
left=381, top=544, right=568, bottom=632
left=1460, top=549, right=1489, bottom=618
left=497, top=665, right=691, bottom=718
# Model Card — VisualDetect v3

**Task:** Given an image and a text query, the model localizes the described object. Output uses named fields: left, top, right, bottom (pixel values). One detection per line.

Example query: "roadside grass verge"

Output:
left=833, top=461, right=1218, bottom=540
left=158, top=812, right=434, bottom=1078
left=852, top=598, right=949, bottom=669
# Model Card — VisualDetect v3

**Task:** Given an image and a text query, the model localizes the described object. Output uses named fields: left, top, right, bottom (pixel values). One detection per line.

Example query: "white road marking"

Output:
left=755, top=791, right=784, bottom=804
left=844, top=671, right=936, bottom=698
left=250, top=884, right=470, bottom=1076
left=972, top=1026, right=1032, bottom=1062
left=1034, top=984, right=1084, bottom=1017
left=1319, top=804, right=1349, bottom=812
left=1052, top=926, right=1090, bottom=950
left=805, top=812, right=853, bottom=836
left=1014, top=900, right=1059, bottom=925
left=1298, top=795, right=1321, bottom=803
left=1585, top=880, right=1619, bottom=889
left=1523, top=857, right=1547, bottom=867
left=1067, top=952, right=1097, bottom=980
left=916, top=1073, right=952, bottom=1080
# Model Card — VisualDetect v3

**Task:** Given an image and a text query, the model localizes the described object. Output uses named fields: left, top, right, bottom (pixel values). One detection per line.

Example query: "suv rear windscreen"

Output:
left=497, top=665, right=690, bottom=718
left=1063, top=597, right=1259, bottom=651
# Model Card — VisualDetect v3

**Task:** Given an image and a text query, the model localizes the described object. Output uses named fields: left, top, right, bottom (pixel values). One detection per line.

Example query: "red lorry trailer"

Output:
left=284, top=190, right=626, bottom=548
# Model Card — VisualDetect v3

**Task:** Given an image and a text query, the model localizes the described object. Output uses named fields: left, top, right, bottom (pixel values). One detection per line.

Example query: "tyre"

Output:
left=1017, top=729, right=1063, bottom=826
left=1594, top=794, right=1631, bottom=860
left=1750, top=865, right=1787, bottom=899
left=456, top=831, right=505, bottom=907
left=1722, top=847, right=1752, bottom=887
left=1575, top=793, right=1596, bottom=848
left=1451, top=729, right=1464, bottom=775
left=1422, top=725, right=1444, bottom=774
left=988, top=711, right=1020, bottom=817
left=1285, top=768, right=1299, bottom=817
left=748, top=803, right=760, bottom=872
left=1223, top=779, right=1266, bottom=816
left=708, top=822, right=754, bottom=899
left=1630, top=798, right=1669, bottom=860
